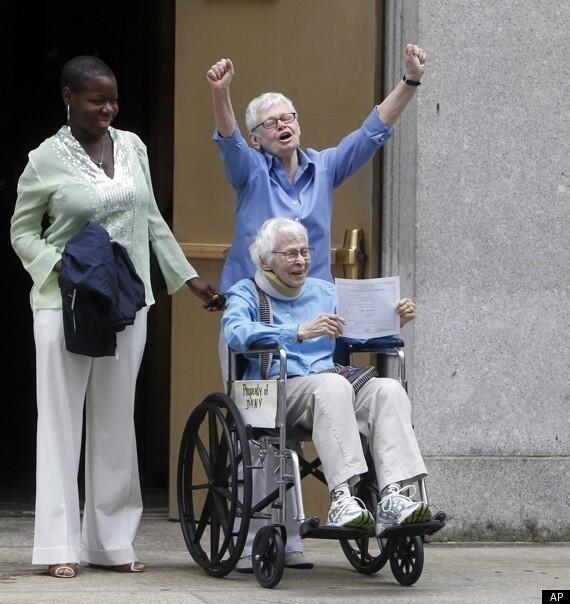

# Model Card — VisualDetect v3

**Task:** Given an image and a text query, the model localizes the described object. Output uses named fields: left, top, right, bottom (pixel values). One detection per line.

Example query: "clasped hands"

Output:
left=186, top=277, right=225, bottom=311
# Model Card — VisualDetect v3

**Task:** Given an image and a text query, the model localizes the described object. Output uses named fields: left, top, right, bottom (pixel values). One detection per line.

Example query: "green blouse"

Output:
left=11, top=126, right=197, bottom=310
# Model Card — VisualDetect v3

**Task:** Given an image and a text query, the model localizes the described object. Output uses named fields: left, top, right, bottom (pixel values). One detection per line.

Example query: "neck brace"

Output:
left=254, top=269, right=304, bottom=300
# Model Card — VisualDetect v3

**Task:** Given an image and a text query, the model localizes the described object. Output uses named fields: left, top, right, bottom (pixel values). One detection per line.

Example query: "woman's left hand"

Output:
left=186, top=277, right=225, bottom=311
left=396, top=297, right=416, bottom=327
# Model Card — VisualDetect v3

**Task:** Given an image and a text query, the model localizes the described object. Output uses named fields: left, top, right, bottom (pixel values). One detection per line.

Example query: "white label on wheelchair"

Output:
left=231, top=380, right=278, bottom=428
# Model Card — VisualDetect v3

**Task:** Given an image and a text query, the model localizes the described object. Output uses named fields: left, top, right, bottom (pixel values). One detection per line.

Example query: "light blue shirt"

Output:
left=222, top=277, right=337, bottom=379
left=214, top=109, right=393, bottom=291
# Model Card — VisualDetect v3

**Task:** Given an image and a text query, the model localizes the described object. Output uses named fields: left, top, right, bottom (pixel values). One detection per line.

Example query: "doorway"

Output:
left=169, top=0, right=385, bottom=517
left=0, top=0, right=174, bottom=512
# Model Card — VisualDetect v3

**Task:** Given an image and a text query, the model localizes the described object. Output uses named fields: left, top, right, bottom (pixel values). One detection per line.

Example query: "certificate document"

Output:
left=335, top=276, right=400, bottom=339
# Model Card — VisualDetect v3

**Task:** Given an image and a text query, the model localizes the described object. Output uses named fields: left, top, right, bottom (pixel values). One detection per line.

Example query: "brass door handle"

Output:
left=332, top=228, right=366, bottom=279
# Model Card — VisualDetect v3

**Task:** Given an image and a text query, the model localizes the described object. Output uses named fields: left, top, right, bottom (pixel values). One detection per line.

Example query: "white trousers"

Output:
left=218, top=330, right=302, bottom=556
left=32, top=308, right=148, bottom=565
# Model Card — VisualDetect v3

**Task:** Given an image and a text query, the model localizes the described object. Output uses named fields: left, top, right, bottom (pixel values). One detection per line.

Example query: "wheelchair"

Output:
left=177, top=336, right=445, bottom=589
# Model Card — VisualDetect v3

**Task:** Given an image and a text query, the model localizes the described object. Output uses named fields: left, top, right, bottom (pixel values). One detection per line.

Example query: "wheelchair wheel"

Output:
left=340, top=479, right=388, bottom=574
left=389, top=535, right=424, bottom=586
left=340, top=534, right=388, bottom=574
left=252, top=526, right=286, bottom=589
left=177, top=392, right=252, bottom=577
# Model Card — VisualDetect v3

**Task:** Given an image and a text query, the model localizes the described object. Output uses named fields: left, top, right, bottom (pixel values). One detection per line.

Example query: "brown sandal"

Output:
left=48, top=563, right=78, bottom=578
left=89, top=561, right=145, bottom=573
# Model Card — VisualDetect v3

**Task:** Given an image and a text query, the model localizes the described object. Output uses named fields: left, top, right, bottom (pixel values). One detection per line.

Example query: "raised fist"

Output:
left=206, top=58, right=235, bottom=91
left=403, top=44, right=427, bottom=81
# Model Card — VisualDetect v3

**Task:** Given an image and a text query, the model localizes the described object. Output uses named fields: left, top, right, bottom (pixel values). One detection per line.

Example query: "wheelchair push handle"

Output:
left=228, top=341, right=288, bottom=383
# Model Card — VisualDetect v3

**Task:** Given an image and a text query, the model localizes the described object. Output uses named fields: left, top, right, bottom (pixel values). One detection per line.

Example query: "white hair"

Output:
left=245, top=92, right=297, bottom=132
left=249, top=218, right=308, bottom=270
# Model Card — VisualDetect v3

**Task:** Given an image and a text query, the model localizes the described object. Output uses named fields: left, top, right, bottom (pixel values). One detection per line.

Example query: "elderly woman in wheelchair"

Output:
left=177, top=216, right=444, bottom=588
left=223, top=216, right=431, bottom=532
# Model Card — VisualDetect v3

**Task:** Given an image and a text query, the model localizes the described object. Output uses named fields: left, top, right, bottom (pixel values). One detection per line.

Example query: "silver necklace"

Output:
left=94, top=134, right=107, bottom=169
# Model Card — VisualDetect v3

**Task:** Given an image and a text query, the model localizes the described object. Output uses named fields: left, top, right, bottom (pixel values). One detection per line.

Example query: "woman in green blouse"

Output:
left=10, top=56, right=222, bottom=578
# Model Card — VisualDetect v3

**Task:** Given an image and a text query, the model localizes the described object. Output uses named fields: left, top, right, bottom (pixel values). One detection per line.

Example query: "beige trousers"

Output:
left=285, top=373, right=427, bottom=490
left=32, top=308, right=147, bottom=565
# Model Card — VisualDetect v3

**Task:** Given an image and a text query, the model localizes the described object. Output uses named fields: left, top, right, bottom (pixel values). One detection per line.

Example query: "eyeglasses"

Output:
left=252, top=112, right=297, bottom=132
left=271, top=247, right=313, bottom=263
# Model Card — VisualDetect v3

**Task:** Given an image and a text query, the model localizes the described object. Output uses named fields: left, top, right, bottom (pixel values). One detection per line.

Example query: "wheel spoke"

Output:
left=211, top=490, right=230, bottom=535
left=194, top=434, right=211, bottom=478
left=195, top=491, right=212, bottom=542
left=212, top=485, right=233, bottom=502
left=208, top=410, right=219, bottom=471
left=210, top=506, right=220, bottom=561
left=394, top=540, right=414, bottom=574
left=359, top=537, right=369, bottom=561
left=188, top=482, right=209, bottom=491
left=222, top=451, right=243, bottom=480
left=210, top=487, right=243, bottom=560
left=213, top=433, right=229, bottom=477
left=227, top=538, right=236, bottom=555
left=234, top=498, right=246, bottom=515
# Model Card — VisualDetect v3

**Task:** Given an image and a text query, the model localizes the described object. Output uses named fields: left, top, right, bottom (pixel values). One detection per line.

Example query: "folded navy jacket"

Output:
left=58, top=222, right=146, bottom=357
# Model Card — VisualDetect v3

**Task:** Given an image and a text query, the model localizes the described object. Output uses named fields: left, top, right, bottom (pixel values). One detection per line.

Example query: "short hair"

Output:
left=60, top=56, right=115, bottom=93
left=249, top=217, right=308, bottom=270
left=245, top=92, right=297, bottom=132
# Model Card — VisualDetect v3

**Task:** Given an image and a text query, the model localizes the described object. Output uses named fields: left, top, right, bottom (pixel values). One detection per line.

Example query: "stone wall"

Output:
left=383, top=0, right=569, bottom=540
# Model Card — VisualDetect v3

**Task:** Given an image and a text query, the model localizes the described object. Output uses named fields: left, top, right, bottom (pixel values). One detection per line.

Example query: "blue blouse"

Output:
left=222, top=277, right=337, bottom=379
left=214, top=109, right=393, bottom=292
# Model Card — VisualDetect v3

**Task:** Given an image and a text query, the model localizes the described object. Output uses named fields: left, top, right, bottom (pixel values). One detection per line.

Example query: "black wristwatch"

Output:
left=403, top=74, right=421, bottom=86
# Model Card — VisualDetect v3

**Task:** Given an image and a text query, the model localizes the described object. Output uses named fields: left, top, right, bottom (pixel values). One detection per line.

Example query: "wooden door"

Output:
left=170, top=0, right=383, bottom=518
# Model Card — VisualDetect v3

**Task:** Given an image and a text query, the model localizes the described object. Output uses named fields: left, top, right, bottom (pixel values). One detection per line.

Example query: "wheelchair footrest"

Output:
left=377, top=511, right=446, bottom=540
left=300, top=512, right=446, bottom=541
left=299, top=516, right=372, bottom=541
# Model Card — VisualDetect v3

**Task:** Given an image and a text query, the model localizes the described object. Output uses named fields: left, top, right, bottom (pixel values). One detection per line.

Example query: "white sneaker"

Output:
left=375, top=485, right=432, bottom=536
left=327, top=494, right=374, bottom=529
left=236, top=554, right=253, bottom=574
left=285, top=551, right=314, bottom=569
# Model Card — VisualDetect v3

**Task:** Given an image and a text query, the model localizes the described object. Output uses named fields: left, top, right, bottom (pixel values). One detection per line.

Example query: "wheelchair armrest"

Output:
left=247, top=339, right=281, bottom=352
left=343, top=336, right=404, bottom=354
left=335, top=336, right=407, bottom=389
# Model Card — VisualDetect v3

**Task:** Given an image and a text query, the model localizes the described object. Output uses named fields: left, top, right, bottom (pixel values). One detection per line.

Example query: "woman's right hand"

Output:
left=298, top=313, right=346, bottom=341
left=186, top=277, right=225, bottom=311
left=206, top=58, right=235, bottom=91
